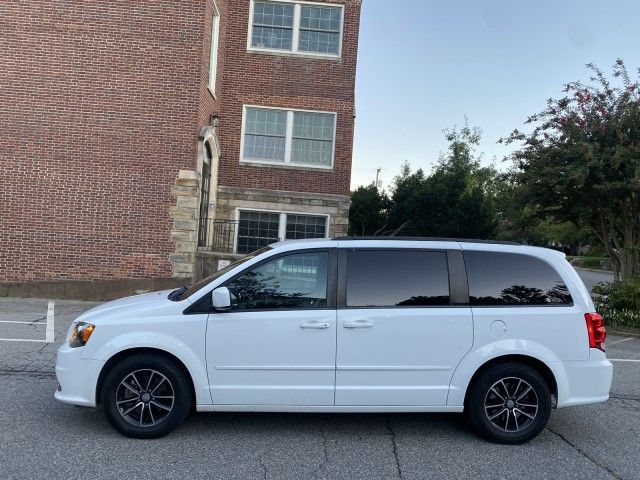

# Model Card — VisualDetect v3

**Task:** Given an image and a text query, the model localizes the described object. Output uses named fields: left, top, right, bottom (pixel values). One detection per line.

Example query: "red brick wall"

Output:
left=0, top=1, right=207, bottom=282
left=0, top=0, right=361, bottom=284
left=215, top=0, right=361, bottom=197
left=199, top=0, right=227, bottom=126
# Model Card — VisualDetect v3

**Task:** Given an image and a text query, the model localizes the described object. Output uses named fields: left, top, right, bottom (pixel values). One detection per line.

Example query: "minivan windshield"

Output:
left=171, top=246, right=272, bottom=301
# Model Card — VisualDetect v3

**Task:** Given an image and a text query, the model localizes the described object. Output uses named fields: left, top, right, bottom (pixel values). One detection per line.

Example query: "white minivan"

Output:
left=55, top=238, right=612, bottom=443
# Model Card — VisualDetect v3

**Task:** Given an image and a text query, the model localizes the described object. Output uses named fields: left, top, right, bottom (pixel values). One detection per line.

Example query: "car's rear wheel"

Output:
left=466, top=362, right=551, bottom=444
left=101, top=353, right=192, bottom=438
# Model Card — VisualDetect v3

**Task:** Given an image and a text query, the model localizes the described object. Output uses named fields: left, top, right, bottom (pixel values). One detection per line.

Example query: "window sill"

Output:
left=247, top=47, right=342, bottom=61
left=240, top=159, right=334, bottom=171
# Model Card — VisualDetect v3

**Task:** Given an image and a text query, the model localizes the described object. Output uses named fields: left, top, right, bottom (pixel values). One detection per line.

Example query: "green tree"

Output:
left=504, top=60, right=640, bottom=281
left=388, top=124, right=499, bottom=238
left=348, top=183, right=390, bottom=236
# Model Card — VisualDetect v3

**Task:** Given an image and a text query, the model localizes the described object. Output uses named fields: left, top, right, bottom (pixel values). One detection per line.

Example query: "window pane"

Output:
left=298, top=30, right=340, bottom=55
left=293, top=112, right=334, bottom=140
left=237, top=211, right=280, bottom=254
left=285, top=214, right=326, bottom=239
left=300, top=5, right=341, bottom=31
left=251, top=26, right=293, bottom=50
left=227, top=252, right=329, bottom=310
left=346, top=250, right=450, bottom=307
left=299, top=5, right=341, bottom=54
left=246, top=107, right=287, bottom=136
left=464, top=251, right=573, bottom=306
left=244, top=135, right=286, bottom=161
left=291, top=112, right=334, bottom=165
left=244, top=108, right=287, bottom=162
left=290, top=139, right=332, bottom=165
left=251, top=2, right=294, bottom=50
left=253, top=1, right=294, bottom=27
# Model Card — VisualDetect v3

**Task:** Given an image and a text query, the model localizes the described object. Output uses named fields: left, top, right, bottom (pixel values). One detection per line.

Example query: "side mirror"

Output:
left=211, top=287, right=231, bottom=311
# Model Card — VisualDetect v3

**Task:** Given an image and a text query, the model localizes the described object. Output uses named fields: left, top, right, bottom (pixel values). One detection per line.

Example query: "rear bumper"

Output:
left=555, top=350, right=613, bottom=408
left=54, top=344, right=104, bottom=407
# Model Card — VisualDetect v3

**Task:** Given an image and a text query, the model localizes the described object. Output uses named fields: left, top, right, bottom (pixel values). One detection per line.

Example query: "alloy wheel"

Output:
left=484, top=376, right=539, bottom=432
left=115, top=369, right=175, bottom=427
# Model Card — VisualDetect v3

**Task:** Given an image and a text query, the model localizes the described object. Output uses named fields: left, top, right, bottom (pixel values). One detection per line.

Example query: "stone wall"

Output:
left=194, top=251, right=244, bottom=280
left=169, top=170, right=201, bottom=278
left=215, top=186, right=350, bottom=239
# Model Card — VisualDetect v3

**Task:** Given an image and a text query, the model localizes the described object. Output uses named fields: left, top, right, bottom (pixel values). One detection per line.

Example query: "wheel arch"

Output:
left=462, top=354, right=558, bottom=408
left=95, top=347, right=197, bottom=408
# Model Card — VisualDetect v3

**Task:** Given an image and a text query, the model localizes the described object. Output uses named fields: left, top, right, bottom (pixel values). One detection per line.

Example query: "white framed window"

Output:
left=208, top=1, right=221, bottom=95
left=240, top=105, right=336, bottom=169
left=235, top=208, right=329, bottom=253
left=247, top=0, right=344, bottom=58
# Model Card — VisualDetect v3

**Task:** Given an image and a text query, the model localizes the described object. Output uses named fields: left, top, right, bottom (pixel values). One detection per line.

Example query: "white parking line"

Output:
left=609, top=359, right=640, bottom=363
left=46, top=301, right=55, bottom=343
left=0, top=338, right=49, bottom=343
left=0, top=301, right=55, bottom=343
left=608, top=337, right=635, bottom=346
left=0, top=321, right=46, bottom=325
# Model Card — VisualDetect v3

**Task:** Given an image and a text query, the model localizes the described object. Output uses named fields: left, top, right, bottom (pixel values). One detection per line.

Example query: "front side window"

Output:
left=226, top=251, right=329, bottom=310
left=464, top=251, right=573, bottom=306
left=242, top=106, right=336, bottom=168
left=250, top=1, right=343, bottom=57
left=346, top=250, right=450, bottom=307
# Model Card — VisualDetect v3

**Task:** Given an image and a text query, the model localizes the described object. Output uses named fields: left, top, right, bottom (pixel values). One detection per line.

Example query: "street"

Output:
left=1, top=286, right=638, bottom=480
left=573, top=268, right=614, bottom=292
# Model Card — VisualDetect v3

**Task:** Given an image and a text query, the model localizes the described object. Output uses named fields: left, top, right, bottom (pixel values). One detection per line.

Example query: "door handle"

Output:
left=300, top=322, right=330, bottom=329
left=343, top=321, right=374, bottom=329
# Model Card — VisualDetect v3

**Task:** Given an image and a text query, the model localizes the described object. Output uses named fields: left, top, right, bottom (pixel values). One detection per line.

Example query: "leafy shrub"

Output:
left=581, top=257, right=605, bottom=269
left=592, top=277, right=640, bottom=328
left=570, top=256, right=609, bottom=270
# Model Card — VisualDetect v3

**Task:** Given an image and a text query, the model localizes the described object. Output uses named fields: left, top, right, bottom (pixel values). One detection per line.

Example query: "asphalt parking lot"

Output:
left=0, top=295, right=638, bottom=480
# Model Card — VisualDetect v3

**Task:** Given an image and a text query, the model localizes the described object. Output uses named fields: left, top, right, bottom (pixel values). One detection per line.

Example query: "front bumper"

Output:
left=54, top=343, right=105, bottom=407
left=555, top=349, right=613, bottom=408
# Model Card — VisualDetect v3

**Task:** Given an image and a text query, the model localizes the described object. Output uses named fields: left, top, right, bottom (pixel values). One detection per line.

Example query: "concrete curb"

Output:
left=573, top=267, right=614, bottom=274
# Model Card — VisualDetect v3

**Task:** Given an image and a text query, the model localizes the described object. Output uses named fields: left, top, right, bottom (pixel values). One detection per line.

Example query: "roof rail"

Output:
left=333, top=236, right=520, bottom=246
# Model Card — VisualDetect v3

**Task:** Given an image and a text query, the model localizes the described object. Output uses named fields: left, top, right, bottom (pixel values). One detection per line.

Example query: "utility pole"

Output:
left=375, top=167, right=381, bottom=189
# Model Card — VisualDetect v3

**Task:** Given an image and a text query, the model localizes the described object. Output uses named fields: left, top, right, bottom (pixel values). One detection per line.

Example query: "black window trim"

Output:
left=186, top=248, right=337, bottom=314
left=462, top=250, right=575, bottom=308
left=337, top=248, right=466, bottom=309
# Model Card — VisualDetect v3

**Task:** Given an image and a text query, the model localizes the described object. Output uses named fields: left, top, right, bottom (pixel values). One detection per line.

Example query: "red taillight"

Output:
left=585, top=313, right=606, bottom=351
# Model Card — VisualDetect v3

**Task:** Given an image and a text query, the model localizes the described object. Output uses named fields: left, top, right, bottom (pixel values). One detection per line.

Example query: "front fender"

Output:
left=87, top=331, right=212, bottom=406
left=447, top=339, right=569, bottom=407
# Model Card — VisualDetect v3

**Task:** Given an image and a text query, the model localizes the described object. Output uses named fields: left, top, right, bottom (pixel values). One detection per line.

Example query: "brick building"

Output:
left=0, top=0, right=361, bottom=296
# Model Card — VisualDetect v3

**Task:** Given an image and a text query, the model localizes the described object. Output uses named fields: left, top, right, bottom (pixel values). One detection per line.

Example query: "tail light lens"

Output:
left=585, top=313, right=606, bottom=351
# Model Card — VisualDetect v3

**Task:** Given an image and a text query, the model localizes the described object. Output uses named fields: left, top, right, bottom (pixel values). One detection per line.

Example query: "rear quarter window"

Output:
left=464, top=251, right=572, bottom=306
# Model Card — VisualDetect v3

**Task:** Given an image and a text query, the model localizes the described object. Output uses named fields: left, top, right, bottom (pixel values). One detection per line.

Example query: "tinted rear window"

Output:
left=464, top=251, right=572, bottom=306
left=346, top=250, right=450, bottom=307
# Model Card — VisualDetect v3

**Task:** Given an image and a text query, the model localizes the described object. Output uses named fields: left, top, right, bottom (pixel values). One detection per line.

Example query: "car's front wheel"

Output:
left=466, top=362, right=551, bottom=444
left=101, top=353, right=192, bottom=438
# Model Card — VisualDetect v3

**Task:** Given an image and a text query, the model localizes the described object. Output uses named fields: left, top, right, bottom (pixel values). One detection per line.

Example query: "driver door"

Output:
left=206, top=249, right=337, bottom=406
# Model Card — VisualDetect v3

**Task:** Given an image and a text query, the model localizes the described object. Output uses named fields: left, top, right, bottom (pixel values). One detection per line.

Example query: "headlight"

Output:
left=69, top=322, right=95, bottom=348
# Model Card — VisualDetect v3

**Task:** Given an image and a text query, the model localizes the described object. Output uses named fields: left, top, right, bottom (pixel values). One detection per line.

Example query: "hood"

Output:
left=76, top=289, right=178, bottom=324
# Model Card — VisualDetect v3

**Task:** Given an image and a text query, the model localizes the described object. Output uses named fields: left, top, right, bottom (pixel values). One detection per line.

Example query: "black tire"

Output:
left=100, top=353, right=192, bottom=439
left=466, top=363, right=551, bottom=444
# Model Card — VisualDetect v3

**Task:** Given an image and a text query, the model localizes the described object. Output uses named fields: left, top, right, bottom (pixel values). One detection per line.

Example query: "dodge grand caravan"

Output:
left=55, top=238, right=613, bottom=443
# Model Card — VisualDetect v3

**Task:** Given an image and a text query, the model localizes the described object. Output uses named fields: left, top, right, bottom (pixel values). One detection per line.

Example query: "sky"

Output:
left=351, top=0, right=640, bottom=189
